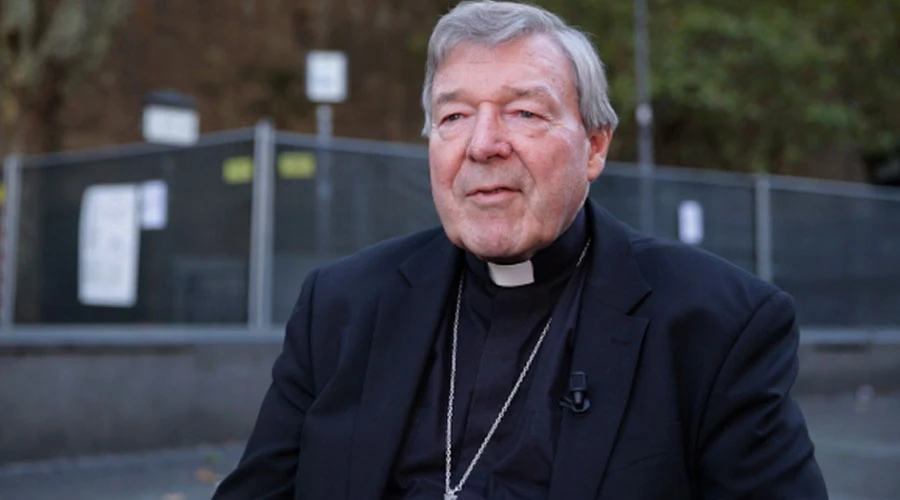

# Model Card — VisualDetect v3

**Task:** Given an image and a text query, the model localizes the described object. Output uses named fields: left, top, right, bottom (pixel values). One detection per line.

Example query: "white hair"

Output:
left=421, top=0, right=619, bottom=136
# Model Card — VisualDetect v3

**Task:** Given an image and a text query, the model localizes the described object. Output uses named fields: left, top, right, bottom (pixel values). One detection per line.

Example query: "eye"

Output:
left=518, top=110, right=537, bottom=119
left=442, top=113, right=463, bottom=123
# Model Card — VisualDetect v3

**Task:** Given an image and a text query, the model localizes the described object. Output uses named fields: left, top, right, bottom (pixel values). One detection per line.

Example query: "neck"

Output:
left=465, top=207, right=588, bottom=288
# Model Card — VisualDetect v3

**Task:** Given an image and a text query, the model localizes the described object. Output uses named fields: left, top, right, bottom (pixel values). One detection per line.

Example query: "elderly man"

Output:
left=214, top=1, right=828, bottom=498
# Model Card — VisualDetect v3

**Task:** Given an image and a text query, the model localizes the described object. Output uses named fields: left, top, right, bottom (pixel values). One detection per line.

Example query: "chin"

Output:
left=460, top=235, right=530, bottom=263
left=444, top=215, right=537, bottom=261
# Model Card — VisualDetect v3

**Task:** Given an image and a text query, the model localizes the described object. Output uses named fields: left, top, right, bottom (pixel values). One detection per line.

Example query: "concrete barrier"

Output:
left=0, top=326, right=897, bottom=464
left=0, top=328, right=281, bottom=464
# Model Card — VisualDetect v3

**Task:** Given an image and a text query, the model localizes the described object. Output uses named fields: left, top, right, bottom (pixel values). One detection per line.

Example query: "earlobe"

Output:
left=587, top=154, right=606, bottom=180
left=587, top=128, right=612, bottom=180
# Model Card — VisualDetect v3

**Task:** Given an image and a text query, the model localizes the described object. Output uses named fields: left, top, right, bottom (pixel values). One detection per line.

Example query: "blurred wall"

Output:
left=0, top=336, right=280, bottom=464
left=2, top=332, right=899, bottom=464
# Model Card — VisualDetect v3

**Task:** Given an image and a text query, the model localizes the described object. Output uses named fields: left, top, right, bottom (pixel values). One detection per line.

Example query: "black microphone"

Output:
left=559, top=371, right=591, bottom=414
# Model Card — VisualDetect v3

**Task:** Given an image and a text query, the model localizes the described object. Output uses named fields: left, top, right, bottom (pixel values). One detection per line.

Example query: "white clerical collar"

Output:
left=486, top=260, right=535, bottom=287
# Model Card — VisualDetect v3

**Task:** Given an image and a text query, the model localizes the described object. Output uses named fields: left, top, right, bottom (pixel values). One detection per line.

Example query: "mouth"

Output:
left=467, top=185, right=520, bottom=204
left=469, top=185, right=518, bottom=196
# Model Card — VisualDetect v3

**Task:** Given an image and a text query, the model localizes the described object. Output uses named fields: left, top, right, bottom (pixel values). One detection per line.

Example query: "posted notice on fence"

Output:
left=78, top=184, right=141, bottom=307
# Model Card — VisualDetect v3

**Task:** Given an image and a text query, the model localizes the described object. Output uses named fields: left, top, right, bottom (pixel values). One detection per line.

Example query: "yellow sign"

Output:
left=278, top=151, right=316, bottom=179
left=222, top=157, right=254, bottom=184
left=0, top=183, right=5, bottom=205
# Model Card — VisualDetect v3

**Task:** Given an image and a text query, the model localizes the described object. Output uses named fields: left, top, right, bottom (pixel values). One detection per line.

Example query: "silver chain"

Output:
left=444, top=240, right=590, bottom=500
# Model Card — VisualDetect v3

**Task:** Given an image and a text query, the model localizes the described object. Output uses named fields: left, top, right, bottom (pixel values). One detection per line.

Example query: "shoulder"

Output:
left=281, top=228, right=447, bottom=387
left=285, top=226, right=446, bottom=353
left=309, top=226, right=446, bottom=295
left=631, top=232, right=780, bottom=311
left=626, top=231, right=794, bottom=351
left=587, top=202, right=779, bottom=314
left=624, top=232, right=802, bottom=408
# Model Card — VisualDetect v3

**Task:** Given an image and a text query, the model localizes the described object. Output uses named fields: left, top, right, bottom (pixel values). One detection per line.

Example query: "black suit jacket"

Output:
left=214, top=200, right=827, bottom=499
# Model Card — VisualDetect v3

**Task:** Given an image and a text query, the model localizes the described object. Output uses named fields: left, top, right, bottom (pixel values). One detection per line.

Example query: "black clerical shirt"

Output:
left=385, top=209, right=591, bottom=499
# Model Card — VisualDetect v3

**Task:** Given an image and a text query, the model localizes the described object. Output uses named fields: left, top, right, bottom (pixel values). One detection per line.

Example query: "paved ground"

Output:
left=1, top=390, right=898, bottom=499
left=801, top=389, right=900, bottom=499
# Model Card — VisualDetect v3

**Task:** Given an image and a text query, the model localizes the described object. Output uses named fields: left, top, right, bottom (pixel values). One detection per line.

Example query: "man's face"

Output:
left=428, top=34, right=612, bottom=263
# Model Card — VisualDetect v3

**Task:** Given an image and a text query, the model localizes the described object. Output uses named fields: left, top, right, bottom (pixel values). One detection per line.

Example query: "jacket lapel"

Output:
left=347, top=231, right=460, bottom=500
left=549, top=201, right=652, bottom=500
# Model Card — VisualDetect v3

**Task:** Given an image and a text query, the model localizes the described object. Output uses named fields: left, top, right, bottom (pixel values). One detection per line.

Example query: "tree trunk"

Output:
left=13, top=61, right=69, bottom=322
left=28, top=61, right=68, bottom=154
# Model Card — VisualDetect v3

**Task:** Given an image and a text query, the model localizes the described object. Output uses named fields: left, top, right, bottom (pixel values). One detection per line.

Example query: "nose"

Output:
left=466, top=107, right=512, bottom=163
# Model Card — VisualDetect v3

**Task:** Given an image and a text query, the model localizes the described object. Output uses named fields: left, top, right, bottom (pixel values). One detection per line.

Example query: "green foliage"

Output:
left=531, top=0, right=900, bottom=175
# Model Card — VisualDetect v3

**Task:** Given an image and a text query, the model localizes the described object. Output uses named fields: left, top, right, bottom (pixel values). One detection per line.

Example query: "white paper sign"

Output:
left=78, top=184, right=141, bottom=307
left=140, top=180, right=168, bottom=230
left=678, top=200, right=704, bottom=245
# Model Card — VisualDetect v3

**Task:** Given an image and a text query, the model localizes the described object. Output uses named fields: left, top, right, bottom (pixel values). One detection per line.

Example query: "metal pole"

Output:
left=754, top=174, right=773, bottom=282
left=316, top=104, right=333, bottom=258
left=634, top=0, right=655, bottom=235
left=248, top=119, right=276, bottom=329
left=1, top=155, right=22, bottom=329
left=354, top=162, right=369, bottom=250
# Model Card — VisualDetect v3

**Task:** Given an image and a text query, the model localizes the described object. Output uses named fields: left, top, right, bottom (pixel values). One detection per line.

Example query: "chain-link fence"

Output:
left=769, top=181, right=900, bottom=326
left=4, top=129, right=256, bottom=325
left=3, top=122, right=899, bottom=333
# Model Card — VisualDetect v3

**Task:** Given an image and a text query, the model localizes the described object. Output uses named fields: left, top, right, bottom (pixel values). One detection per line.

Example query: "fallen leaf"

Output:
left=196, top=467, right=221, bottom=484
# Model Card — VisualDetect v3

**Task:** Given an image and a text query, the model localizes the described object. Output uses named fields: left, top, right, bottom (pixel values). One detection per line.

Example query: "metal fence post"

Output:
left=354, top=161, right=370, bottom=250
left=315, top=104, right=333, bottom=258
left=639, top=171, right=656, bottom=236
left=754, top=173, right=773, bottom=282
left=1, top=155, right=22, bottom=329
left=634, top=0, right=656, bottom=236
left=248, top=120, right=276, bottom=330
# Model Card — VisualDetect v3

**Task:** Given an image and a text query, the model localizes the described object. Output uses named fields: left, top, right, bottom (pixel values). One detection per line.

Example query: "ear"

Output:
left=586, top=127, right=613, bottom=181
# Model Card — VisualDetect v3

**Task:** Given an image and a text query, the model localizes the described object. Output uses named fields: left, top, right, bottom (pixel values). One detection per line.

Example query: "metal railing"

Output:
left=2, top=121, right=899, bottom=343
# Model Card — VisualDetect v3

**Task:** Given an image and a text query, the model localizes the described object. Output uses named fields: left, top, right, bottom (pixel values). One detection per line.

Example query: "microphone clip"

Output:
left=559, top=371, right=591, bottom=414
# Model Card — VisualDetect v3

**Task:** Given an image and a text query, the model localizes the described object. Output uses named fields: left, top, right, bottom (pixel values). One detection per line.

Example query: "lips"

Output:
left=469, top=185, right=517, bottom=196
left=466, top=185, right=520, bottom=205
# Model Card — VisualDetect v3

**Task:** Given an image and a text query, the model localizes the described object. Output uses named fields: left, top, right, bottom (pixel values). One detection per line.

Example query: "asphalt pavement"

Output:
left=1, top=391, right=898, bottom=499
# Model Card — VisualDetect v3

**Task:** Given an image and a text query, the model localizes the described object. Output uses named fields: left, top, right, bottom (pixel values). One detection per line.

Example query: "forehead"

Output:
left=432, top=34, right=577, bottom=102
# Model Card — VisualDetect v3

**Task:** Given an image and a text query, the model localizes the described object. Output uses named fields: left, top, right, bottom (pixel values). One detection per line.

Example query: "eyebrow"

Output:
left=434, top=90, right=464, bottom=108
left=505, top=85, right=555, bottom=101
left=433, top=85, right=556, bottom=108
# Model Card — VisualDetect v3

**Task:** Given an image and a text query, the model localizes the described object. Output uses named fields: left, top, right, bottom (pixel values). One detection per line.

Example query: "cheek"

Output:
left=429, top=146, right=463, bottom=189
left=529, top=161, right=576, bottom=198
left=525, top=156, right=587, bottom=212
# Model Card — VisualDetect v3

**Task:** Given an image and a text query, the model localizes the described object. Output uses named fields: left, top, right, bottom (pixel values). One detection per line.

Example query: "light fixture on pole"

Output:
left=142, top=89, right=199, bottom=146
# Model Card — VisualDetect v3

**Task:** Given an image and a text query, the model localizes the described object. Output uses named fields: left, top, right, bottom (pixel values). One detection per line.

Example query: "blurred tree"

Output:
left=648, top=0, right=900, bottom=176
left=2, top=0, right=896, bottom=179
left=532, top=0, right=900, bottom=178
left=0, top=0, right=131, bottom=322
left=0, top=0, right=131, bottom=154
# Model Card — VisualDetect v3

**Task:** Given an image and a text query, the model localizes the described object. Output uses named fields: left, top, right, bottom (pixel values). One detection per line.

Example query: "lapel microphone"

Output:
left=559, top=371, right=591, bottom=414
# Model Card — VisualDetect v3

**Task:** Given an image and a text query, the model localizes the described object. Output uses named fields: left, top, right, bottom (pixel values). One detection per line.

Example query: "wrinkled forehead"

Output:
left=430, top=34, right=578, bottom=105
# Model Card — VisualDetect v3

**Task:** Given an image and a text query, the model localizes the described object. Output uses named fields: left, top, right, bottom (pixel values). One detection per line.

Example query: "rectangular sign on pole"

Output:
left=306, top=50, right=348, bottom=103
left=78, top=184, right=141, bottom=307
